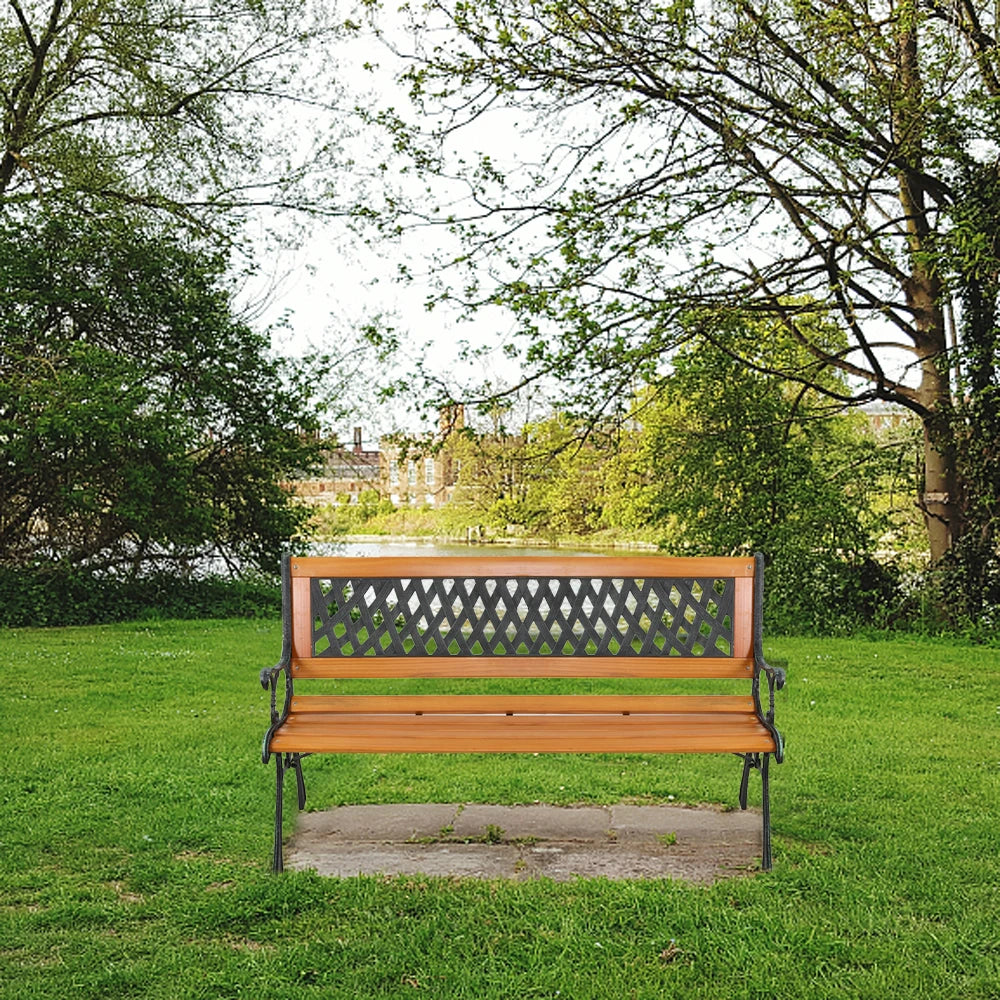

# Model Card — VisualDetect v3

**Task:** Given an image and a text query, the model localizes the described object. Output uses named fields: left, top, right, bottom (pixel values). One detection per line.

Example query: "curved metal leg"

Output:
left=737, top=752, right=773, bottom=870
left=739, top=753, right=755, bottom=810
left=292, top=753, right=307, bottom=810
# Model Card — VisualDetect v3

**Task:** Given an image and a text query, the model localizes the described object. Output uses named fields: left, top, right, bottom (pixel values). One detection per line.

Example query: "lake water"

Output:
left=306, top=538, right=643, bottom=559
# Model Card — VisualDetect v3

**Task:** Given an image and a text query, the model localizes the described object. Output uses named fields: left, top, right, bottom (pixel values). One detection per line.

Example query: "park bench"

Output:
left=260, top=553, right=785, bottom=873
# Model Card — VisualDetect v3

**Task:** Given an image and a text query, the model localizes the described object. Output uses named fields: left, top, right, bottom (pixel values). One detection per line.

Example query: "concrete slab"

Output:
left=295, top=842, right=526, bottom=879
left=451, top=804, right=611, bottom=842
left=295, top=803, right=458, bottom=843
left=285, top=803, right=764, bottom=884
left=610, top=804, right=759, bottom=844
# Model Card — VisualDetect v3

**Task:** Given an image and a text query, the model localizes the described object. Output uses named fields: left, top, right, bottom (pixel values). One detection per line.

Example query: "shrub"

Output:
left=0, top=567, right=281, bottom=627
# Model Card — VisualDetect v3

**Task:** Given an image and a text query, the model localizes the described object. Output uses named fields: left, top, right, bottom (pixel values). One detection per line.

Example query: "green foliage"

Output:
left=930, top=163, right=1000, bottom=624
left=600, top=324, right=906, bottom=631
left=432, top=317, right=911, bottom=632
left=1, top=0, right=346, bottom=229
left=0, top=209, right=325, bottom=575
left=360, top=0, right=1000, bottom=566
left=308, top=490, right=399, bottom=535
left=0, top=567, right=281, bottom=627
left=480, top=413, right=607, bottom=535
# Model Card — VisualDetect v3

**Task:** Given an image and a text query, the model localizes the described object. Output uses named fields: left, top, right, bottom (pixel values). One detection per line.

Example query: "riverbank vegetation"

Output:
left=4, top=2, right=999, bottom=638
left=0, top=1, right=375, bottom=601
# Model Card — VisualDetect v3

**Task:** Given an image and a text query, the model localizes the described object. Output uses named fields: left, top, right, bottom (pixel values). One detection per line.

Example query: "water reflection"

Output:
left=303, top=538, right=617, bottom=559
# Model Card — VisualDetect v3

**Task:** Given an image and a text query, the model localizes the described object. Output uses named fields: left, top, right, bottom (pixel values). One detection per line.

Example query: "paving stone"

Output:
left=451, top=804, right=612, bottom=842
left=610, top=804, right=760, bottom=844
left=284, top=802, right=766, bottom=883
left=292, top=843, right=523, bottom=879
left=295, top=803, right=460, bottom=842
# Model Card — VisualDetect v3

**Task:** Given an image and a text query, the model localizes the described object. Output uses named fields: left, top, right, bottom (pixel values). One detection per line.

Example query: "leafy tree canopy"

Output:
left=0, top=208, right=335, bottom=574
left=605, top=328, right=905, bottom=630
left=357, top=0, right=1000, bottom=566
left=2, top=0, right=352, bottom=233
left=1, top=2, right=381, bottom=583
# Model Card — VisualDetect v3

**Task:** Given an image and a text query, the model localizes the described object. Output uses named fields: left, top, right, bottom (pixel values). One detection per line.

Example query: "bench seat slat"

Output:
left=289, top=695, right=756, bottom=715
left=291, top=656, right=754, bottom=679
left=268, top=712, right=777, bottom=754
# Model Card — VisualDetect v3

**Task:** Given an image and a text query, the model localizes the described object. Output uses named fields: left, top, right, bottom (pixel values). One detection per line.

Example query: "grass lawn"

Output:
left=1, top=620, right=998, bottom=998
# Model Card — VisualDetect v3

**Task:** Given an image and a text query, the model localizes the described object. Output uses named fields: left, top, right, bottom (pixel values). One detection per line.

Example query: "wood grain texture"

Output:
left=288, top=554, right=757, bottom=580
left=271, top=555, right=770, bottom=760
left=268, top=712, right=777, bottom=754
left=290, top=655, right=754, bottom=679
left=288, top=695, right=756, bottom=715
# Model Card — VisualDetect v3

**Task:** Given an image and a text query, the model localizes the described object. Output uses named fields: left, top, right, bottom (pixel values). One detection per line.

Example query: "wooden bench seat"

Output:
left=260, top=553, right=786, bottom=872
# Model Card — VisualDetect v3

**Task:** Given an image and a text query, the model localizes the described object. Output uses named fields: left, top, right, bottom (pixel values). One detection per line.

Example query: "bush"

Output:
left=762, top=552, right=903, bottom=636
left=0, top=567, right=281, bottom=627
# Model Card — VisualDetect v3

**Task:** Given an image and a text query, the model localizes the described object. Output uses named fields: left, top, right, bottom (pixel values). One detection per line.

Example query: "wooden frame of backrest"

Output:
left=280, top=554, right=759, bottom=680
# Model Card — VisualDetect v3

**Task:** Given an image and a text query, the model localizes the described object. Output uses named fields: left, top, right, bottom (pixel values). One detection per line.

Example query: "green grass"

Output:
left=1, top=621, right=998, bottom=998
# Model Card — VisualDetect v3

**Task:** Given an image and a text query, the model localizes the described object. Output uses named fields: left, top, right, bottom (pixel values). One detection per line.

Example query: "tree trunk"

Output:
left=913, top=311, right=963, bottom=564
left=920, top=415, right=962, bottom=564
left=893, top=7, right=962, bottom=565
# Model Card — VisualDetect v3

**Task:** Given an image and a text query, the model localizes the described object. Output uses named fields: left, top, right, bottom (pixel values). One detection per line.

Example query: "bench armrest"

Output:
left=755, top=655, right=786, bottom=691
left=259, top=662, right=287, bottom=689
left=752, top=655, right=786, bottom=763
left=260, top=660, right=292, bottom=764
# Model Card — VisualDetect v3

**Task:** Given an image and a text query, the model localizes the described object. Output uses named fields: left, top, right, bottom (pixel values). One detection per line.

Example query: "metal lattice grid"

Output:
left=309, top=574, right=735, bottom=657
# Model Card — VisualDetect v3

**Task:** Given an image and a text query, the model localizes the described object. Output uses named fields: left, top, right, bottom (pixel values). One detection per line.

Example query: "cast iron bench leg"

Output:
left=761, top=752, right=772, bottom=871
left=272, top=753, right=307, bottom=873
left=739, top=753, right=755, bottom=810
left=738, top=753, right=773, bottom=871
left=272, top=753, right=286, bottom=873
left=292, top=753, right=307, bottom=811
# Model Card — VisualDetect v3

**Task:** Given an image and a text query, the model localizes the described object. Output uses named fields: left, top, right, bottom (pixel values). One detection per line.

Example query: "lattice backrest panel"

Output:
left=307, top=574, right=735, bottom=658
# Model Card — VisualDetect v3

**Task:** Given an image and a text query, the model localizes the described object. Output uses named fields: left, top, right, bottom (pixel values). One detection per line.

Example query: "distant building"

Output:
left=286, top=406, right=521, bottom=509
left=379, top=406, right=465, bottom=507
left=859, top=401, right=914, bottom=433
left=289, top=426, right=381, bottom=504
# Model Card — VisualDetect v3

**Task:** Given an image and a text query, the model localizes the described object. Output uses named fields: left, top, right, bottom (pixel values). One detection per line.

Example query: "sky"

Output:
left=249, top=222, right=525, bottom=445
left=237, top=20, right=534, bottom=445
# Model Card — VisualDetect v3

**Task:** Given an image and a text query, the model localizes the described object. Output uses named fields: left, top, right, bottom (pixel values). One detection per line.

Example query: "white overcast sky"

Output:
left=238, top=23, right=532, bottom=443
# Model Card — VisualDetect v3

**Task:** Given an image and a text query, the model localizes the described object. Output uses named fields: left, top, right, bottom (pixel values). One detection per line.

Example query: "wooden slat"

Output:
left=289, top=694, right=756, bottom=715
left=291, top=576, right=312, bottom=660
left=288, top=554, right=757, bottom=580
left=290, top=655, right=754, bottom=679
left=732, top=576, right=754, bottom=660
left=268, top=712, right=777, bottom=754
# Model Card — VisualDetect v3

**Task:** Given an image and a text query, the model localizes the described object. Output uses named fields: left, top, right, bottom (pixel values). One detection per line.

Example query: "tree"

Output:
left=361, top=0, right=1000, bottom=566
left=938, top=162, right=1000, bottom=615
left=519, top=413, right=606, bottom=535
left=2, top=0, right=347, bottom=230
left=459, top=410, right=607, bottom=534
left=1, top=3, right=379, bottom=578
left=0, top=209, right=335, bottom=574
left=601, top=326, right=904, bottom=629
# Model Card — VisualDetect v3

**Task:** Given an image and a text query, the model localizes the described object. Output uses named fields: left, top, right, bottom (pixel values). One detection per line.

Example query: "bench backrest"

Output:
left=281, top=554, right=763, bottom=680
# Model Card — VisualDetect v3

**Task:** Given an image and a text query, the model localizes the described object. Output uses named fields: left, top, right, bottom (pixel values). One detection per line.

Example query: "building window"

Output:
left=408, top=460, right=417, bottom=486
left=389, top=459, right=399, bottom=486
left=424, top=457, right=435, bottom=487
